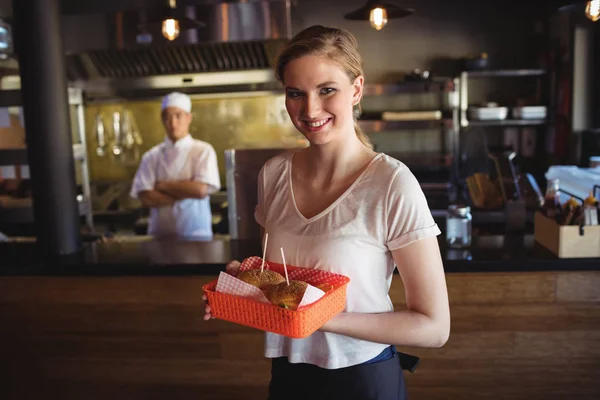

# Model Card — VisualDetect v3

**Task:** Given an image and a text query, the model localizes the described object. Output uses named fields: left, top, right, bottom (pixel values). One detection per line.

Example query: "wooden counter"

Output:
left=1, top=270, right=599, bottom=400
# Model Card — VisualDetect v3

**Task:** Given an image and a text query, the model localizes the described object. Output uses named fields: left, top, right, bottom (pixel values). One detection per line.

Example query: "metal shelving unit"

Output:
left=456, top=68, right=552, bottom=218
left=359, top=78, right=460, bottom=176
left=467, top=119, right=548, bottom=127
left=0, top=87, right=93, bottom=231
left=461, top=69, right=547, bottom=78
left=459, top=69, right=550, bottom=128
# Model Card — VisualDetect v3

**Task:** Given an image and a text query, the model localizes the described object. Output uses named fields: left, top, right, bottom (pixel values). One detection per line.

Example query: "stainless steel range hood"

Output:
left=64, top=0, right=292, bottom=98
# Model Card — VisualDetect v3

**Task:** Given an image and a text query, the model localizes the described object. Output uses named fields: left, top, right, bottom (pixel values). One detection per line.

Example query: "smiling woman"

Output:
left=275, top=25, right=372, bottom=150
left=203, top=25, right=450, bottom=400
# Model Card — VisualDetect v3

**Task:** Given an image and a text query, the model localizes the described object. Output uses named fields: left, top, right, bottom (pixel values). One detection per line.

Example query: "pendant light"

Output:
left=137, top=0, right=205, bottom=42
left=585, top=0, right=600, bottom=21
left=344, top=1, right=414, bottom=31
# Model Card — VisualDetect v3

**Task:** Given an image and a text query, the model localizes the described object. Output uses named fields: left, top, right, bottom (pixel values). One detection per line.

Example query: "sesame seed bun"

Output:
left=237, top=269, right=286, bottom=291
left=266, top=280, right=308, bottom=310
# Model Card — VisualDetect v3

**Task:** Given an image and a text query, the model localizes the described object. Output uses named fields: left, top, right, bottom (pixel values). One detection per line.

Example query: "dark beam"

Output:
left=13, top=0, right=82, bottom=256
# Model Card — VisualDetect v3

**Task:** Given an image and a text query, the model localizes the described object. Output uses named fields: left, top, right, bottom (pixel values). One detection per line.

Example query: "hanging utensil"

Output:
left=112, top=111, right=123, bottom=156
left=121, top=109, right=135, bottom=150
left=94, top=113, right=107, bottom=156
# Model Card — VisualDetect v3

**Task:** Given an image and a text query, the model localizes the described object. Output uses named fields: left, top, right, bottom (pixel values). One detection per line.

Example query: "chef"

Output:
left=130, top=92, right=221, bottom=238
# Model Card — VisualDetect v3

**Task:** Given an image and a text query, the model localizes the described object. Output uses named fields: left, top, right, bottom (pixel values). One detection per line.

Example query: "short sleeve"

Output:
left=254, top=164, right=266, bottom=228
left=129, top=153, right=156, bottom=199
left=192, top=145, right=221, bottom=193
left=386, top=167, right=441, bottom=250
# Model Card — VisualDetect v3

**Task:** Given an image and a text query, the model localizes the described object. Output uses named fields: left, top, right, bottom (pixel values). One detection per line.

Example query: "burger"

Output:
left=237, top=269, right=286, bottom=292
left=266, top=280, right=308, bottom=310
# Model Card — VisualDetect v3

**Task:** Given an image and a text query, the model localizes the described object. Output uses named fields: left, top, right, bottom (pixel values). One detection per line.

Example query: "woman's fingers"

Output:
left=226, top=260, right=241, bottom=276
left=202, top=294, right=213, bottom=320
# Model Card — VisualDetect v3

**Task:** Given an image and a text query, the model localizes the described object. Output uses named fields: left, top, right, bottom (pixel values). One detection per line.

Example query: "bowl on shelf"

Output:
left=468, top=105, right=508, bottom=121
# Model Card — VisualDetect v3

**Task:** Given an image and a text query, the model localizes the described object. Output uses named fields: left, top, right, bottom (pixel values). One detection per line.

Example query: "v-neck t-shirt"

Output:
left=254, top=151, right=441, bottom=369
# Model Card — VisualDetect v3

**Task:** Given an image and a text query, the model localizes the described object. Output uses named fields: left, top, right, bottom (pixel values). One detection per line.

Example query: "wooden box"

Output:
left=534, top=212, right=600, bottom=258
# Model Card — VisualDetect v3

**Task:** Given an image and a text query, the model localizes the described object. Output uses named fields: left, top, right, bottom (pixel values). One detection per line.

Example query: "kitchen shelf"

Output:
left=459, top=69, right=551, bottom=128
left=0, top=87, right=84, bottom=107
left=463, top=69, right=548, bottom=78
left=363, top=79, right=455, bottom=96
left=358, top=119, right=449, bottom=132
left=387, top=152, right=454, bottom=168
left=0, top=144, right=87, bottom=166
left=0, top=87, right=93, bottom=231
left=466, top=119, right=548, bottom=127
left=357, top=77, right=460, bottom=201
left=0, top=195, right=91, bottom=224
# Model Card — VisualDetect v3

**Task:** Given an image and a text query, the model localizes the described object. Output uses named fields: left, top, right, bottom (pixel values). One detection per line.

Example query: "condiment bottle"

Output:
left=542, top=178, right=561, bottom=222
left=583, top=191, right=599, bottom=226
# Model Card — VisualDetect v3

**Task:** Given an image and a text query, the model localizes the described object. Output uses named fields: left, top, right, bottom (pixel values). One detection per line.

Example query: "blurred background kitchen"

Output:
left=1, top=2, right=599, bottom=400
left=0, top=0, right=598, bottom=241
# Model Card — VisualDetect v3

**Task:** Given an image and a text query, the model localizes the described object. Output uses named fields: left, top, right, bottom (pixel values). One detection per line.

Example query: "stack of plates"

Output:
left=512, top=106, right=547, bottom=120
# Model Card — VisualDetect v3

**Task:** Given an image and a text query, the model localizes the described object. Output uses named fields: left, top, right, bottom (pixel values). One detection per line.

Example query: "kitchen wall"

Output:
left=292, top=0, right=539, bottom=82
left=84, top=93, right=304, bottom=185
left=82, top=0, right=547, bottom=189
left=290, top=0, right=544, bottom=159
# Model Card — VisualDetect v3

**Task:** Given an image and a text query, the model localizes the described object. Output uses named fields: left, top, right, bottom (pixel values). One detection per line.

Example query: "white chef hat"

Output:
left=161, top=92, right=192, bottom=113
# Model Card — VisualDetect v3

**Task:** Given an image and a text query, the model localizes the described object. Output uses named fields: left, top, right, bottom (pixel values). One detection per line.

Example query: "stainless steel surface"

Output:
left=72, top=69, right=280, bottom=99
left=63, top=1, right=292, bottom=82
left=225, top=148, right=300, bottom=239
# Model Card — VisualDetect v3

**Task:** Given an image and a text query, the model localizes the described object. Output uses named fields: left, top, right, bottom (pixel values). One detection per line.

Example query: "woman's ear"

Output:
left=352, top=75, right=364, bottom=106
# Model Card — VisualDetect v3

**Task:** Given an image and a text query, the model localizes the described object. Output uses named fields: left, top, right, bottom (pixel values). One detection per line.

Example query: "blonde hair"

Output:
left=275, top=25, right=372, bottom=149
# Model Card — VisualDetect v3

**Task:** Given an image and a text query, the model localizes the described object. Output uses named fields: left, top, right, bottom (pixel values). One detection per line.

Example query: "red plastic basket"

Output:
left=202, top=257, right=350, bottom=338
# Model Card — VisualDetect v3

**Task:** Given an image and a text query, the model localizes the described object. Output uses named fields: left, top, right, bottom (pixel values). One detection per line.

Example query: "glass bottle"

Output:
left=583, top=191, right=599, bottom=226
left=446, top=204, right=472, bottom=249
left=542, top=178, right=561, bottom=221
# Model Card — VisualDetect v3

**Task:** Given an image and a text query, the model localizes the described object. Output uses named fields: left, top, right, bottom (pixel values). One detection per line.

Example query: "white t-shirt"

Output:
left=130, top=135, right=221, bottom=237
left=254, top=151, right=441, bottom=369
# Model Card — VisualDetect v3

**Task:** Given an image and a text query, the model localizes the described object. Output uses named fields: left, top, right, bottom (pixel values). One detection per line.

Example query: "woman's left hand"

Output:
left=202, top=294, right=213, bottom=321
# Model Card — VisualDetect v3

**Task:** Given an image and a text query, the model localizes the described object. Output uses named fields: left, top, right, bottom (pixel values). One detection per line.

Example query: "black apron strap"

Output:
left=397, top=351, right=420, bottom=373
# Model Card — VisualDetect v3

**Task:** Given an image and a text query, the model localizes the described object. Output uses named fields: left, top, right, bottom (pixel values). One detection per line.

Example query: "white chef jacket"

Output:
left=130, top=135, right=221, bottom=237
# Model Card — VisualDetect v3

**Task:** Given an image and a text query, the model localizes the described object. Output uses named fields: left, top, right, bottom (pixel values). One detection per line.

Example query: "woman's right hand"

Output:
left=225, top=260, right=241, bottom=277
left=203, top=260, right=241, bottom=321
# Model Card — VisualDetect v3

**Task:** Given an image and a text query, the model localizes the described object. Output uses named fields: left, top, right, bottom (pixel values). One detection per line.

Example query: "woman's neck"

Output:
left=298, top=135, right=376, bottom=186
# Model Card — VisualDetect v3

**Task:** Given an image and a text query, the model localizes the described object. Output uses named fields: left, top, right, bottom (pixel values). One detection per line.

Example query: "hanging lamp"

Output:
left=344, top=1, right=414, bottom=31
left=137, top=0, right=205, bottom=41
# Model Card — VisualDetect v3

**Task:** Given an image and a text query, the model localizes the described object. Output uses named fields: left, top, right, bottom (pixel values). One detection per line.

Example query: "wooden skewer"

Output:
left=260, top=233, right=269, bottom=273
left=280, top=247, right=289, bottom=285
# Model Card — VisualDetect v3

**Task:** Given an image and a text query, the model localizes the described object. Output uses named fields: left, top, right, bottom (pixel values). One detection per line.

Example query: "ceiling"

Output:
left=0, top=0, right=586, bottom=18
